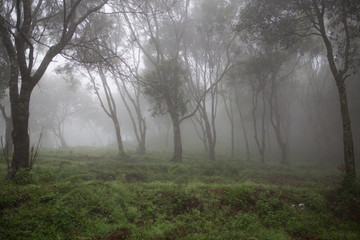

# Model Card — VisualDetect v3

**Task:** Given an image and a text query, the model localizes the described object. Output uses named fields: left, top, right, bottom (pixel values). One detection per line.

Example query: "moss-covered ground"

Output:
left=0, top=148, right=359, bottom=239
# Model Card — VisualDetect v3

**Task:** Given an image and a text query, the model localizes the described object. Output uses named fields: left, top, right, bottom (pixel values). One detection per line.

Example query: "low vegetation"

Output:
left=0, top=148, right=359, bottom=240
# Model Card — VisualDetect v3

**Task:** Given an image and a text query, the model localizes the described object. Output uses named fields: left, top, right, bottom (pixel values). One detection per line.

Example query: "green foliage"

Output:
left=143, top=57, right=189, bottom=117
left=0, top=149, right=359, bottom=239
left=14, top=169, right=37, bottom=185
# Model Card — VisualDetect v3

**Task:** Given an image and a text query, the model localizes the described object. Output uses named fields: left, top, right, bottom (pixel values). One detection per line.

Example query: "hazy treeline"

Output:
left=0, top=0, right=359, bottom=168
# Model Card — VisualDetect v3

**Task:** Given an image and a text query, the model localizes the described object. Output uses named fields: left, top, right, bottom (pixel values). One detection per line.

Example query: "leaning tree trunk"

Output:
left=113, top=117, right=125, bottom=156
left=171, top=115, right=182, bottom=162
left=313, top=0, right=356, bottom=184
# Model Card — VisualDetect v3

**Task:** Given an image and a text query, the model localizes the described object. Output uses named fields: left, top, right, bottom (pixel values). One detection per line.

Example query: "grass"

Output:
left=0, top=147, right=359, bottom=239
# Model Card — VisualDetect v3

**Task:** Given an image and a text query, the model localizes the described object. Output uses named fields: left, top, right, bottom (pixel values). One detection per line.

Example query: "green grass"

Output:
left=0, top=147, right=359, bottom=239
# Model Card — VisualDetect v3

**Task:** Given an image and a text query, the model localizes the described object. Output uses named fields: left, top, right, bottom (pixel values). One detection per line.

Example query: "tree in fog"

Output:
left=236, top=41, right=298, bottom=164
left=30, top=75, right=91, bottom=149
left=0, top=44, right=12, bottom=152
left=182, top=0, right=237, bottom=160
left=238, top=0, right=359, bottom=183
left=114, top=56, right=148, bottom=154
left=122, top=0, right=192, bottom=162
left=0, top=0, right=108, bottom=179
left=295, top=53, right=336, bottom=162
left=143, top=58, right=189, bottom=162
left=65, top=11, right=128, bottom=156
left=227, top=67, right=251, bottom=161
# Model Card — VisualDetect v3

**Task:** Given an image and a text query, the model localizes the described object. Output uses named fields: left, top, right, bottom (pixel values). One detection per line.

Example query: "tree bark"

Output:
left=171, top=115, right=182, bottom=162
left=312, top=0, right=356, bottom=183
left=7, top=91, right=32, bottom=179
left=113, top=117, right=125, bottom=156
left=336, top=80, right=356, bottom=183
left=0, top=105, right=13, bottom=152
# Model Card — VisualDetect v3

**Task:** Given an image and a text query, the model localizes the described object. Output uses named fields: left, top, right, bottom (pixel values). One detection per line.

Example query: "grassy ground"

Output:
left=0, top=147, right=359, bottom=240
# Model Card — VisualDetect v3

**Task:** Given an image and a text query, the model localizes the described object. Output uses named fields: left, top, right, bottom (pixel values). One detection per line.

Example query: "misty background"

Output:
left=0, top=0, right=359, bottom=165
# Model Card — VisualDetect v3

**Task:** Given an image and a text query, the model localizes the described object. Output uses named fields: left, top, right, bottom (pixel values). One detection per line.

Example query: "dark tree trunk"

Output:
left=336, top=80, right=356, bottom=183
left=268, top=77, right=289, bottom=165
left=7, top=93, right=31, bottom=180
left=252, top=91, right=266, bottom=163
left=171, top=115, right=182, bottom=162
left=312, top=0, right=356, bottom=184
left=204, top=115, right=215, bottom=161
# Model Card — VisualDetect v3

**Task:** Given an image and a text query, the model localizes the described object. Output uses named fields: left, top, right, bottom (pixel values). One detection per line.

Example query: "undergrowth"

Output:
left=0, top=148, right=359, bottom=239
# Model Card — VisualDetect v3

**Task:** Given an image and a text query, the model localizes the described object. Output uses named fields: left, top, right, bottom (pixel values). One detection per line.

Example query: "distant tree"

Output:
left=59, top=11, right=127, bottom=156
left=30, top=75, right=89, bottom=149
left=0, top=44, right=12, bottom=152
left=114, top=52, right=148, bottom=154
left=238, top=0, right=360, bottom=184
left=181, top=0, right=237, bottom=161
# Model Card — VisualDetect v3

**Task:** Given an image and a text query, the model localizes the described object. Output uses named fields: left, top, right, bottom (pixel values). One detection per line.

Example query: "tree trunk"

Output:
left=204, top=116, right=215, bottom=161
left=235, top=90, right=250, bottom=161
left=336, top=80, right=356, bottom=184
left=59, top=134, right=68, bottom=149
left=230, top=121, right=235, bottom=159
left=171, top=115, right=182, bottom=162
left=137, top=132, right=146, bottom=155
left=313, top=0, right=356, bottom=184
left=0, top=105, right=13, bottom=152
left=7, top=96, right=31, bottom=180
left=113, top=117, right=125, bottom=156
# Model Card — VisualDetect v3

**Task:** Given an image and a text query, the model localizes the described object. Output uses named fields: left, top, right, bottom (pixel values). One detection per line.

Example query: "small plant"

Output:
left=1, top=136, right=11, bottom=171
left=29, top=129, right=43, bottom=170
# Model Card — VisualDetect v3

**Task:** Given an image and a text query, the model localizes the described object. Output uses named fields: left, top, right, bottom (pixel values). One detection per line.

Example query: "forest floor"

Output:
left=0, top=147, right=359, bottom=240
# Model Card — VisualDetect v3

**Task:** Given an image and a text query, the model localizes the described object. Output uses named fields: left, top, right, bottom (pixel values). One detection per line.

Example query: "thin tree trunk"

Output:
left=312, top=0, right=356, bottom=184
left=236, top=98, right=250, bottom=161
left=0, top=105, right=13, bottom=152
left=113, top=116, right=125, bottom=156
left=171, top=115, right=182, bottom=162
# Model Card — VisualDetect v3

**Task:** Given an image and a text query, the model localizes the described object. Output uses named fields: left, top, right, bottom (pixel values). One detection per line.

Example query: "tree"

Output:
left=143, top=58, right=189, bottom=162
left=0, top=0, right=108, bottom=179
left=86, top=64, right=126, bottom=156
left=238, top=0, right=359, bottom=183
left=0, top=44, right=12, bottom=152
left=30, top=74, right=89, bottom=149
left=114, top=57, right=148, bottom=154
left=122, top=0, right=192, bottom=162
left=181, top=0, right=236, bottom=161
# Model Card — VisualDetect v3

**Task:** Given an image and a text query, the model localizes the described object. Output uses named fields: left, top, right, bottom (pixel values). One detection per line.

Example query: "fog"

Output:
left=1, top=0, right=359, bottom=167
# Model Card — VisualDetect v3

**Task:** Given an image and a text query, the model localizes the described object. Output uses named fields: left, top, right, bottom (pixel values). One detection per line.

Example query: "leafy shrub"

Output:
left=225, top=186, right=255, bottom=210
left=15, top=169, right=36, bottom=185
